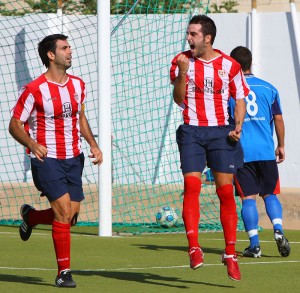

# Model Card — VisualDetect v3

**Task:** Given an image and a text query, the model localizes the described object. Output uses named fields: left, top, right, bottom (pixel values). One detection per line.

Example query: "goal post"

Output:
left=98, top=0, right=112, bottom=236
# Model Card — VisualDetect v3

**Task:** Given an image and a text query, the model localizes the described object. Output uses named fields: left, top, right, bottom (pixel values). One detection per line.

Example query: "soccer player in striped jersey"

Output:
left=9, top=34, right=103, bottom=288
left=228, top=46, right=290, bottom=258
left=170, top=15, right=250, bottom=281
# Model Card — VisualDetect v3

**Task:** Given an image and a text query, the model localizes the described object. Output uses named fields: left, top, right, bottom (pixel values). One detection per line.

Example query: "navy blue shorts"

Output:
left=31, top=153, right=85, bottom=202
left=234, top=160, right=280, bottom=197
left=176, top=124, right=244, bottom=174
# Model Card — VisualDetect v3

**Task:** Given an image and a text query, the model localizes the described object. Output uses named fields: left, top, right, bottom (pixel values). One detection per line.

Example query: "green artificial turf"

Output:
left=0, top=226, right=299, bottom=292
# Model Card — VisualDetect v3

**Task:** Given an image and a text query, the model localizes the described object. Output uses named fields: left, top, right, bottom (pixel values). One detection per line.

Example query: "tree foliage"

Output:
left=208, top=1, right=239, bottom=13
left=0, top=0, right=239, bottom=16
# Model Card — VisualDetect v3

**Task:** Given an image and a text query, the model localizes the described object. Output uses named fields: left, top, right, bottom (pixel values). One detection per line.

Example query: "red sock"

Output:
left=52, top=221, right=71, bottom=275
left=28, top=208, right=54, bottom=226
left=183, top=176, right=201, bottom=249
left=216, top=184, right=237, bottom=255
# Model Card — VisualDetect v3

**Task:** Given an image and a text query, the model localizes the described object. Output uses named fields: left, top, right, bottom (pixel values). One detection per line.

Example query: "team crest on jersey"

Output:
left=62, top=102, right=72, bottom=118
left=218, top=70, right=226, bottom=78
left=204, top=77, right=214, bottom=89
left=51, top=102, right=72, bottom=119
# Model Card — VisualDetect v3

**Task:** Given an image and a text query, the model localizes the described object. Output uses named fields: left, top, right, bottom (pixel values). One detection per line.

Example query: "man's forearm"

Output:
left=274, top=116, right=285, bottom=147
left=173, top=72, right=187, bottom=105
left=9, top=118, right=34, bottom=149
left=234, top=99, right=246, bottom=132
left=80, top=115, right=98, bottom=148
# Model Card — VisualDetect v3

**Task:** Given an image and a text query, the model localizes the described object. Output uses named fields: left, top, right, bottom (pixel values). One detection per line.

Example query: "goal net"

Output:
left=0, top=0, right=244, bottom=234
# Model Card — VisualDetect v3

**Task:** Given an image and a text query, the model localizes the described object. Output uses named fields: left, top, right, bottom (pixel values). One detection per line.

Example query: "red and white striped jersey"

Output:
left=12, top=74, right=86, bottom=159
left=170, top=49, right=250, bottom=126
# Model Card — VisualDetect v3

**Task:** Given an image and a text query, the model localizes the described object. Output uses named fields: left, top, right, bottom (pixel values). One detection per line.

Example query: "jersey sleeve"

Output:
left=81, top=82, right=86, bottom=105
left=170, top=55, right=180, bottom=84
left=271, top=86, right=282, bottom=116
left=11, top=86, right=35, bottom=123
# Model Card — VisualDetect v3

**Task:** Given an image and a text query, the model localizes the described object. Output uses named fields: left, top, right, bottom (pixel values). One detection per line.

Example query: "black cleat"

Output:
left=55, top=270, right=76, bottom=288
left=19, top=204, right=35, bottom=241
left=274, top=230, right=291, bottom=257
left=242, top=245, right=261, bottom=258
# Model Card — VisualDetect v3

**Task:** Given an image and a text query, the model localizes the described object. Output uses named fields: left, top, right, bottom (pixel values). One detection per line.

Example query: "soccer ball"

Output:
left=156, top=206, right=178, bottom=228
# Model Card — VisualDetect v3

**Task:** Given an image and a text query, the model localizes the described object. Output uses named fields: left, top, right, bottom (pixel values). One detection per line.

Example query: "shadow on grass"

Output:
left=132, top=244, right=225, bottom=256
left=0, top=224, right=98, bottom=236
left=0, top=274, right=54, bottom=287
left=134, top=244, right=279, bottom=258
left=73, top=270, right=235, bottom=289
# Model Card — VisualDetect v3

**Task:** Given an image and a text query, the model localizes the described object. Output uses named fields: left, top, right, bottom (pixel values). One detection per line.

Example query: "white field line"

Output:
left=0, top=231, right=299, bottom=244
left=1, top=260, right=300, bottom=272
left=0, top=231, right=299, bottom=272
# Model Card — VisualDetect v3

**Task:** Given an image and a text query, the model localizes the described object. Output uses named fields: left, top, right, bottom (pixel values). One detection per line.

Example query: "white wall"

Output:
left=210, top=13, right=300, bottom=188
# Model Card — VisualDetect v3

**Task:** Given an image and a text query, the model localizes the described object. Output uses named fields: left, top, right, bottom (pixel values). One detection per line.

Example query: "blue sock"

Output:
left=241, top=199, right=259, bottom=247
left=264, top=194, right=283, bottom=233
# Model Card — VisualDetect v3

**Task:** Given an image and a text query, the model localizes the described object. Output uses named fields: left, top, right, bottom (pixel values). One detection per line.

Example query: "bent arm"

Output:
left=228, top=98, right=246, bottom=142
left=234, top=98, right=246, bottom=133
left=173, top=54, right=189, bottom=105
left=9, top=117, right=47, bottom=161
left=9, top=117, right=32, bottom=148
left=173, top=72, right=187, bottom=105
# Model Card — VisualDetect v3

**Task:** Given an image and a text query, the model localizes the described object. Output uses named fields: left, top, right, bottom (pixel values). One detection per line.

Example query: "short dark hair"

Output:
left=38, top=34, right=68, bottom=68
left=189, top=15, right=217, bottom=44
left=230, top=46, right=252, bottom=71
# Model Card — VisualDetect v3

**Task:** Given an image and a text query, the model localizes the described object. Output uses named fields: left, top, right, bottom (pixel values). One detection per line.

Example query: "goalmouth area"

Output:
left=1, top=2, right=299, bottom=234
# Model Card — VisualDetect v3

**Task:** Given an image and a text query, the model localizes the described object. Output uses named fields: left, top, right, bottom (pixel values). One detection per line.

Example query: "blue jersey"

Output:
left=228, top=74, right=282, bottom=162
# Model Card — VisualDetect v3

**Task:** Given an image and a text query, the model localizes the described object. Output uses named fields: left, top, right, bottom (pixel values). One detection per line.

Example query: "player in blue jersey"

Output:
left=228, top=46, right=290, bottom=258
